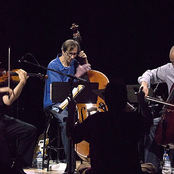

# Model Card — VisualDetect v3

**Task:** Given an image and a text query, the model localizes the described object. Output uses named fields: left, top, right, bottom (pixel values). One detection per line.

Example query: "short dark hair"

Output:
left=104, top=81, right=127, bottom=112
left=61, top=39, right=80, bottom=53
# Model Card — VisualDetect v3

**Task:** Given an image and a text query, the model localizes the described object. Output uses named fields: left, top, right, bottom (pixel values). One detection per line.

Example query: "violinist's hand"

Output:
left=140, top=81, right=149, bottom=97
left=75, top=63, right=91, bottom=78
left=16, top=69, right=28, bottom=85
left=0, top=87, right=13, bottom=95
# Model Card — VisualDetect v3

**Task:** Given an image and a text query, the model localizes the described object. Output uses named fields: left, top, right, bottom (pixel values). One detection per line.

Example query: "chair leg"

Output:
left=42, top=111, right=53, bottom=171
left=42, top=111, right=65, bottom=171
left=42, top=129, right=46, bottom=169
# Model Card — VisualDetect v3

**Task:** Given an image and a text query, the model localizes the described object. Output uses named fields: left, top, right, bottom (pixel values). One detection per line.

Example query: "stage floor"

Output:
left=24, top=161, right=81, bottom=174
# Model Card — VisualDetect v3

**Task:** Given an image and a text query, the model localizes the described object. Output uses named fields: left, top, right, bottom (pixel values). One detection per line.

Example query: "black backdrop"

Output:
left=1, top=1, right=174, bottom=135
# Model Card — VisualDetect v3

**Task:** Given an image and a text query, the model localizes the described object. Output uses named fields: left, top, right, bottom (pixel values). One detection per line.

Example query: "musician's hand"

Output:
left=140, top=81, right=149, bottom=97
left=75, top=64, right=91, bottom=77
left=78, top=50, right=87, bottom=59
left=78, top=50, right=89, bottom=64
left=16, top=69, right=28, bottom=85
left=0, top=87, right=13, bottom=95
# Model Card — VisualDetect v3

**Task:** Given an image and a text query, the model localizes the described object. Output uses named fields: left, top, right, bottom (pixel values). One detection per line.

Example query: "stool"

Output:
left=42, top=110, right=64, bottom=171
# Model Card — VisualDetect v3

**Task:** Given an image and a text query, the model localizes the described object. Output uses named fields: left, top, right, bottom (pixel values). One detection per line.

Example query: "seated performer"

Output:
left=138, top=45, right=174, bottom=174
left=66, top=80, right=154, bottom=174
left=0, top=69, right=37, bottom=174
left=43, top=39, right=91, bottom=172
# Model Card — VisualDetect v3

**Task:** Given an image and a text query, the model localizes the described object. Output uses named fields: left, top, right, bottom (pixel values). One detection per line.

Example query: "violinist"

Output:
left=138, top=45, right=174, bottom=174
left=0, top=69, right=37, bottom=174
left=43, top=39, right=91, bottom=172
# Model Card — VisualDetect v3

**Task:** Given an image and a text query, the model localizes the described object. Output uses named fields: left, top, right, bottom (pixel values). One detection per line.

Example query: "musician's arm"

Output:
left=138, top=64, right=170, bottom=96
left=78, top=50, right=88, bottom=64
left=74, top=50, right=91, bottom=78
left=2, top=69, right=28, bottom=106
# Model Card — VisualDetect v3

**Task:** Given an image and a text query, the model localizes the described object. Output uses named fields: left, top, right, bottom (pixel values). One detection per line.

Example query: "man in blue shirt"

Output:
left=43, top=39, right=91, bottom=172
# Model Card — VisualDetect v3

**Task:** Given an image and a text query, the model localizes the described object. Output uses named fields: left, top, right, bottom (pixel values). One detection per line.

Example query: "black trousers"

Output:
left=0, top=114, right=37, bottom=168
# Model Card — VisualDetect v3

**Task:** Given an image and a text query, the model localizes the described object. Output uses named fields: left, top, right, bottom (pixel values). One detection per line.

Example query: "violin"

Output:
left=0, top=68, right=48, bottom=84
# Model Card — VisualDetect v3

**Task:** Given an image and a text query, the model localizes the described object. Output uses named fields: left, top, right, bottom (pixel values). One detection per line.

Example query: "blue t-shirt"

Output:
left=43, top=54, right=79, bottom=108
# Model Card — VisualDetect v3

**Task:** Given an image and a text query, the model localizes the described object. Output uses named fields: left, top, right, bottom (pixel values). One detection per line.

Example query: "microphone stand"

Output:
left=67, top=77, right=76, bottom=174
left=20, top=60, right=87, bottom=82
left=20, top=59, right=87, bottom=174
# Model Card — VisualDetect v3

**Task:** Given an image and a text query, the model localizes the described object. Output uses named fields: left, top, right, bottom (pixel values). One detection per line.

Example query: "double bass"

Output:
left=70, top=23, right=109, bottom=161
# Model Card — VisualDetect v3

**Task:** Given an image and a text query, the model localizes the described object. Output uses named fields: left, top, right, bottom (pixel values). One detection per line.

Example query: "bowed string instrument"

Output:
left=136, top=83, right=174, bottom=148
left=3, top=47, right=49, bottom=160
left=0, top=47, right=48, bottom=87
left=70, top=23, right=135, bottom=161
left=149, top=84, right=174, bottom=148
left=70, top=23, right=109, bottom=161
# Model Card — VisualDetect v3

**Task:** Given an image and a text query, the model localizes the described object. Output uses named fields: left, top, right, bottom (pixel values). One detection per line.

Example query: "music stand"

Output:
left=126, top=84, right=140, bottom=103
left=92, top=89, right=105, bottom=100
left=51, top=82, right=99, bottom=104
left=126, top=84, right=153, bottom=103
left=51, top=81, right=99, bottom=173
left=51, top=82, right=71, bottom=103
left=75, top=82, right=99, bottom=104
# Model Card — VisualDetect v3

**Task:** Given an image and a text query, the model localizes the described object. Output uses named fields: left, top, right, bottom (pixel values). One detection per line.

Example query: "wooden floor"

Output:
left=24, top=161, right=81, bottom=174
left=24, top=168, right=64, bottom=174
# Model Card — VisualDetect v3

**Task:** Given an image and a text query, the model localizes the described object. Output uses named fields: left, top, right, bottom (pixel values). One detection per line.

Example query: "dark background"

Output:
left=1, top=1, right=174, bottom=136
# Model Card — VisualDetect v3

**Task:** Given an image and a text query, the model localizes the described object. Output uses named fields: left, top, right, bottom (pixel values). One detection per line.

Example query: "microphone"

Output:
left=18, top=55, right=26, bottom=63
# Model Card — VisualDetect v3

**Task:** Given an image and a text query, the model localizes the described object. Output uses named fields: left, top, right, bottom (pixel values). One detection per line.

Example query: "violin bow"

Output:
left=8, top=47, right=11, bottom=98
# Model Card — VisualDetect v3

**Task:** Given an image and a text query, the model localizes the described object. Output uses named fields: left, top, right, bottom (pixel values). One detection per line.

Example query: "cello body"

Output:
left=155, top=110, right=174, bottom=148
left=155, top=84, right=174, bottom=148
left=75, top=70, right=109, bottom=161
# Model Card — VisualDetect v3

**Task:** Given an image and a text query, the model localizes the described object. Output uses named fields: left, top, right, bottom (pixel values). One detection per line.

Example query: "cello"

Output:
left=70, top=23, right=109, bottom=161
left=155, top=84, right=174, bottom=148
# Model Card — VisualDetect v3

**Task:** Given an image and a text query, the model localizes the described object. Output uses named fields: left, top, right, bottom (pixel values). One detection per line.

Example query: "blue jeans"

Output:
left=52, top=108, right=69, bottom=160
left=51, top=107, right=76, bottom=171
left=144, top=117, right=162, bottom=173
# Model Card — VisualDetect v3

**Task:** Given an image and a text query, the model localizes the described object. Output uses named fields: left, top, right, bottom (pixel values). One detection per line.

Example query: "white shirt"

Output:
left=138, top=63, right=174, bottom=94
